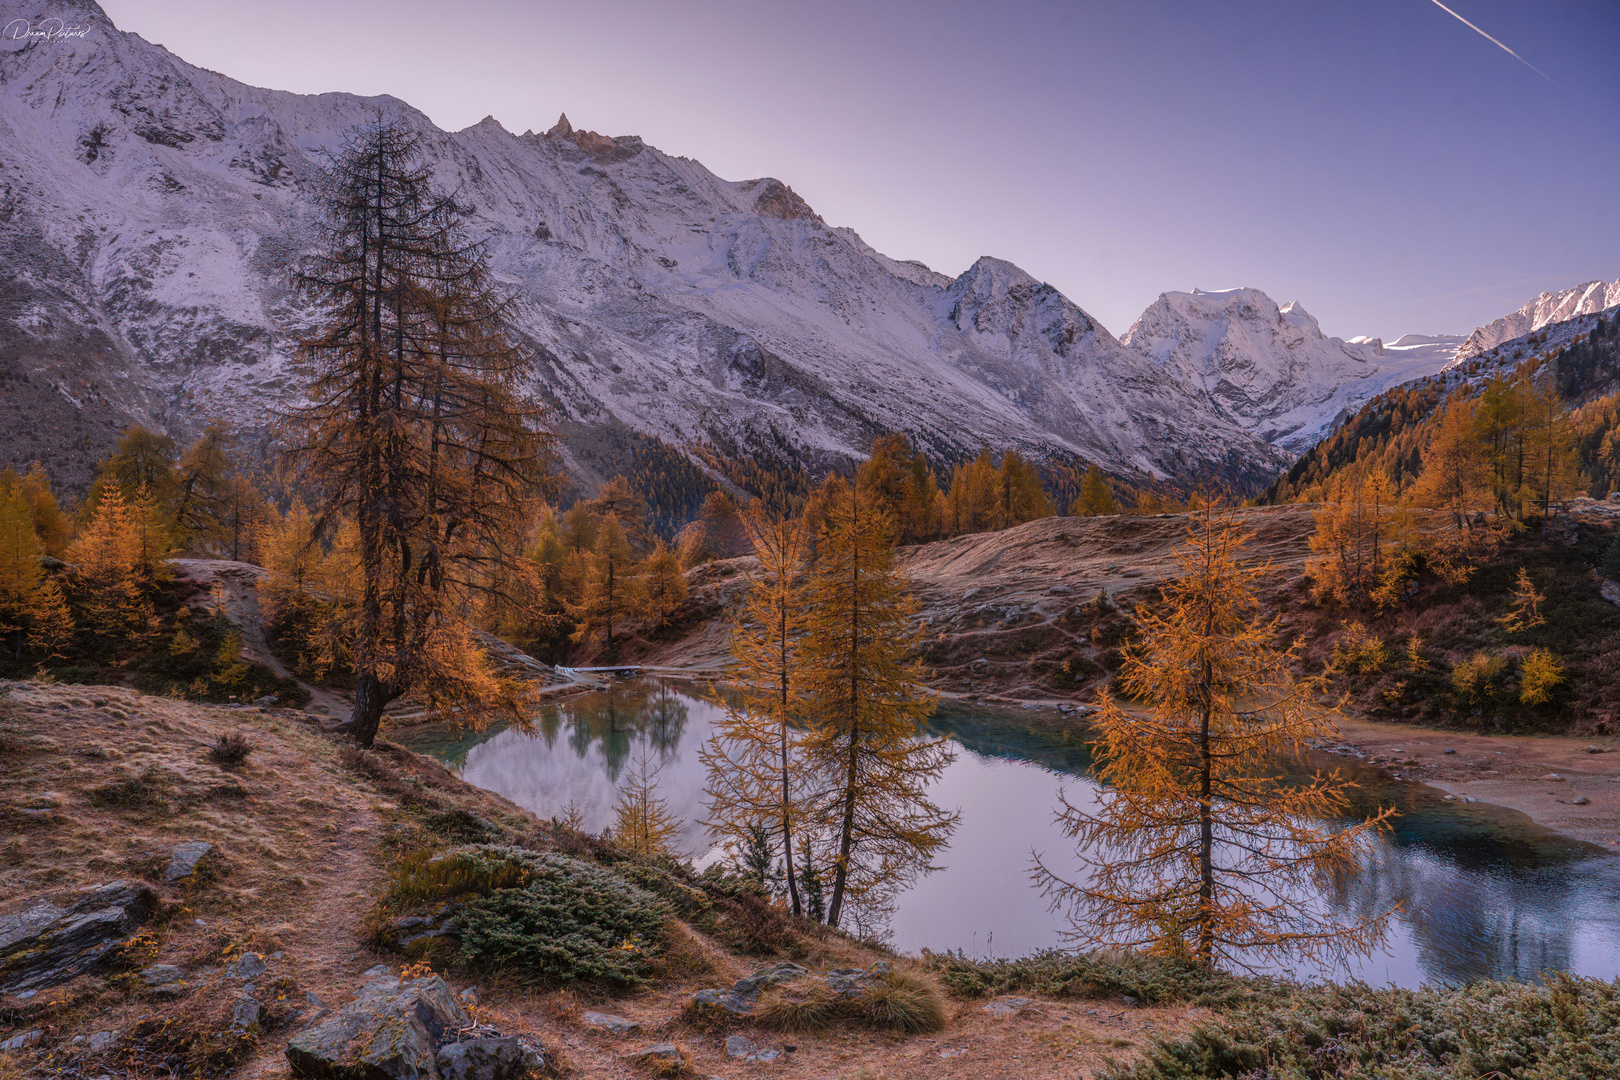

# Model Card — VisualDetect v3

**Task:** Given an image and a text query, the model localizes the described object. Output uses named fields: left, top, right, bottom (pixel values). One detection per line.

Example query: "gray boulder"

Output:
left=226, top=951, right=268, bottom=980
left=0, top=1029, right=42, bottom=1051
left=725, top=1034, right=781, bottom=1063
left=982, top=996, right=1032, bottom=1017
left=87, top=1030, right=117, bottom=1051
left=625, top=1043, right=683, bottom=1068
left=435, top=1036, right=526, bottom=1080
left=285, top=974, right=467, bottom=1079
left=230, top=994, right=264, bottom=1032
left=0, top=881, right=158, bottom=993
left=139, top=964, right=186, bottom=997
left=164, top=842, right=216, bottom=883
left=690, top=961, right=809, bottom=1016
left=580, top=1010, right=641, bottom=1035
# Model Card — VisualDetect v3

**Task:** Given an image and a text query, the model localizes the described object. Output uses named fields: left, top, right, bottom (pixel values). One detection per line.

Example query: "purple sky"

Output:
left=101, top=0, right=1619, bottom=342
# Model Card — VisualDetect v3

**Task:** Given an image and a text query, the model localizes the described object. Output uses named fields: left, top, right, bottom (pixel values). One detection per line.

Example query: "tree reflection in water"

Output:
left=402, top=684, right=1620, bottom=987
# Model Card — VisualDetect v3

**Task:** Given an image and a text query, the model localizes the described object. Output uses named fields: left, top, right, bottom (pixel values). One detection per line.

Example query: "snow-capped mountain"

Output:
left=2, top=0, right=1469, bottom=496
left=1456, top=279, right=1620, bottom=361
left=1120, top=289, right=1456, bottom=453
left=0, top=1, right=1297, bottom=491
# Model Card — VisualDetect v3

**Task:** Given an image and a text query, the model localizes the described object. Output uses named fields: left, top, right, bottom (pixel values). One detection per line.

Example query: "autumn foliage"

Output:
left=1035, top=504, right=1396, bottom=971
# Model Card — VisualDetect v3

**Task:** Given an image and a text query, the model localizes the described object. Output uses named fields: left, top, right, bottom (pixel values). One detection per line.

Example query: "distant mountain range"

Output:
left=0, top=1, right=1604, bottom=495
left=1456, top=279, right=1620, bottom=361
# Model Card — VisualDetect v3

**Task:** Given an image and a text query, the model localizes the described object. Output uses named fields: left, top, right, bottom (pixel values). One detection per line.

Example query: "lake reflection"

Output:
left=399, top=681, right=1620, bottom=987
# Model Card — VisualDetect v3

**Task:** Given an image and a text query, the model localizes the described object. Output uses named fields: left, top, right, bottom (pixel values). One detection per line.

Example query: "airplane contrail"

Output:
left=1423, top=0, right=1556, bottom=85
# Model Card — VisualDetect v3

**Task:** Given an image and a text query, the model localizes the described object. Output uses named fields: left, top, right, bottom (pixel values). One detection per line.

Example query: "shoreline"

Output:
left=963, top=692, right=1620, bottom=853
left=1324, top=714, right=1620, bottom=851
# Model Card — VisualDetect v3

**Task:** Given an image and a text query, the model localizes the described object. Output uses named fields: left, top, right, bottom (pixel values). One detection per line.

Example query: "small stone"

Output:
left=1543, top=773, right=1565, bottom=782
left=458, top=985, right=479, bottom=1005
left=581, top=1011, right=641, bottom=1035
left=363, top=963, right=391, bottom=977
left=1444, top=748, right=1457, bottom=754
left=983, top=996, right=1032, bottom=1017
left=1, top=1029, right=42, bottom=1050
left=230, top=995, right=263, bottom=1031
left=1571, top=796, right=1590, bottom=805
left=87, top=1030, right=116, bottom=1051
left=140, top=964, right=185, bottom=994
left=164, top=841, right=216, bottom=883
left=227, top=952, right=268, bottom=980
left=626, top=1043, right=684, bottom=1068
left=726, top=1035, right=756, bottom=1058
left=253, top=695, right=277, bottom=707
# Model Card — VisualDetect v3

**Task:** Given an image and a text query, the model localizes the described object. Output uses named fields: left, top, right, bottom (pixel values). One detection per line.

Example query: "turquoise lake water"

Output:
left=398, top=680, right=1620, bottom=987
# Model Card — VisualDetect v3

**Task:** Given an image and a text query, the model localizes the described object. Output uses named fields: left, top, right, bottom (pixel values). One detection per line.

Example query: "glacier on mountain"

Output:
left=1120, top=288, right=1460, bottom=453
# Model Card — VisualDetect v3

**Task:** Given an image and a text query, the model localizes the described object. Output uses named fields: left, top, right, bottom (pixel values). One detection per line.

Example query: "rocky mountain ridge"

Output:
left=0, top=0, right=1571, bottom=497
left=1457, top=279, right=1620, bottom=361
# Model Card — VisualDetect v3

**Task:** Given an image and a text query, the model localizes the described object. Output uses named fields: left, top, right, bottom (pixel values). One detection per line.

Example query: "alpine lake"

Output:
left=397, top=679, right=1620, bottom=988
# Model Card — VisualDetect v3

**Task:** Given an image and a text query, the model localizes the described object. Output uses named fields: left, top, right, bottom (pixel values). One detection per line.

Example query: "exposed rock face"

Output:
left=435, top=1036, right=529, bottom=1080
left=285, top=973, right=468, bottom=1080
left=0, top=880, right=158, bottom=993
left=580, top=1010, right=641, bottom=1035
left=1121, top=288, right=1452, bottom=452
left=690, top=961, right=811, bottom=1016
left=163, top=841, right=216, bottom=883
left=1457, top=279, right=1620, bottom=360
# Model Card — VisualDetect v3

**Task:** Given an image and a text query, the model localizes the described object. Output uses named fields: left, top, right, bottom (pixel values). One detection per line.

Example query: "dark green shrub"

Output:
left=1101, top=974, right=1620, bottom=1080
left=457, top=851, right=670, bottom=987
left=925, top=948, right=1267, bottom=1008
left=378, top=844, right=537, bottom=912
left=1601, top=529, right=1620, bottom=579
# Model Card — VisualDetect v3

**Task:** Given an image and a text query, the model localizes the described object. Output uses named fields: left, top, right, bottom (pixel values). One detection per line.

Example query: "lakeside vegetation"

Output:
left=3, top=117, right=1619, bottom=1080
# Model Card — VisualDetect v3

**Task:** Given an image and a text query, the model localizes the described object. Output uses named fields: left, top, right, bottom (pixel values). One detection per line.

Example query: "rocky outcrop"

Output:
left=285, top=971, right=543, bottom=1080
left=689, top=961, right=898, bottom=1018
left=435, top=1036, right=535, bottom=1080
left=0, top=881, right=158, bottom=993
left=286, top=973, right=468, bottom=1080
left=163, top=841, right=216, bottom=883
left=690, top=961, right=811, bottom=1016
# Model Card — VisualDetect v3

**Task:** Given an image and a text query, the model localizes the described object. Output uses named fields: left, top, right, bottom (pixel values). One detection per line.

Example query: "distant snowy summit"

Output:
left=1456, top=279, right=1620, bottom=362
left=0, top=0, right=1588, bottom=492
left=1121, top=288, right=1462, bottom=453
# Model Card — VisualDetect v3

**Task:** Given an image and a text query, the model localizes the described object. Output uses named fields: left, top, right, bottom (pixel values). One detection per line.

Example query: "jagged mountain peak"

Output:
left=1456, top=278, right=1620, bottom=361
left=1122, top=286, right=1445, bottom=452
left=0, top=3, right=1350, bottom=494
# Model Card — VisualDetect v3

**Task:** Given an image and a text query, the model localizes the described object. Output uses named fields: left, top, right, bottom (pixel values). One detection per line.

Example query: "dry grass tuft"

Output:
left=864, top=967, right=947, bottom=1034
left=207, top=731, right=253, bottom=768
left=756, top=979, right=844, bottom=1033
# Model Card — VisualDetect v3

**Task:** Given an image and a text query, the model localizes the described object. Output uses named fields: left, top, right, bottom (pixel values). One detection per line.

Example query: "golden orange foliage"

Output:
left=1034, top=503, right=1396, bottom=972
left=700, top=507, right=813, bottom=916
left=798, top=475, right=957, bottom=930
